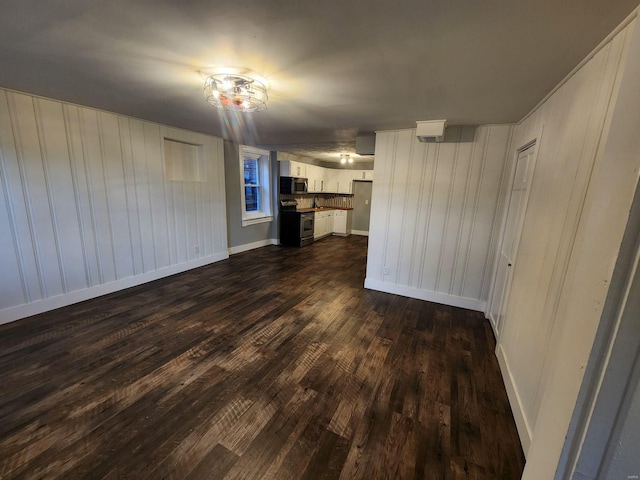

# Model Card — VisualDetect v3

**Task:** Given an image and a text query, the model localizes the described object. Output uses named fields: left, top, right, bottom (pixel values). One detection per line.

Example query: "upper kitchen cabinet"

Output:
left=338, top=170, right=354, bottom=193
left=280, top=160, right=306, bottom=178
left=307, top=164, right=326, bottom=193
left=325, top=169, right=349, bottom=193
left=278, top=153, right=374, bottom=194
left=357, top=170, right=374, bottom=181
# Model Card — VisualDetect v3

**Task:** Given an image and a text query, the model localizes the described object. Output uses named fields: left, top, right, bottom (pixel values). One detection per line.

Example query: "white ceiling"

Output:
left=0, top=0, right=637, bottom=162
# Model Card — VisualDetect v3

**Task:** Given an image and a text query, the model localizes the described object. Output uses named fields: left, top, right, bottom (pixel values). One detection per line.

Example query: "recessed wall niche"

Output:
left=163, top=138, right=205, bottom=182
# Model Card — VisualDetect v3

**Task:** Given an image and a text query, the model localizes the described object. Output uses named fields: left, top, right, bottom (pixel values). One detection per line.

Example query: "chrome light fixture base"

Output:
left=204, top=73, right=268, bottom=113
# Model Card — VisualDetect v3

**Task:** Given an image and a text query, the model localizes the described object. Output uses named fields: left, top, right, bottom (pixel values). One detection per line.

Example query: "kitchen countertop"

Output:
left=296, top=207, right=353, bottom=212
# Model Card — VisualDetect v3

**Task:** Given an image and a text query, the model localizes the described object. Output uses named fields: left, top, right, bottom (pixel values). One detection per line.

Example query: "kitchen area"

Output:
left=277, top=156, right=373, bottom=247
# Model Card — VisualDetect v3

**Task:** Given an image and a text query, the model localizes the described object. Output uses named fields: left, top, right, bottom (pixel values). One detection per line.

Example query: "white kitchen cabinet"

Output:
left=338, top=170, right=353, bottom=194
left=325, top=169, right=339, bottom=193
left=333, top=209, right=353, bottom=236
left=307, top=164, right=326, bottom=193
left=280, top=160, right=306, bottom=178
left=326, top=169, right=354, bottom=193
left=314, top=210, right=334, bottom=239
left=352, top=169, right=374, bottom=181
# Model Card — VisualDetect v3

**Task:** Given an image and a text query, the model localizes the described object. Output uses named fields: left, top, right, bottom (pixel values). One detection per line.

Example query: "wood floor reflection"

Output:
left=0, top=235, right=525, bottom=479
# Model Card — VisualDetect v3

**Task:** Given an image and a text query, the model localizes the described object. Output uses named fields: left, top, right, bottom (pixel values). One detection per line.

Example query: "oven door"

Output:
left=300, top=213, right=314, bottom=242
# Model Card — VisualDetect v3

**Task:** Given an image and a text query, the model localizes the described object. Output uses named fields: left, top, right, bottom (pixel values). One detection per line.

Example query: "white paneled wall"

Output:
left=365, top=125, right=512, bottom=311
left=497, top=17, right=637, bottom=464
left=0, top=89, right=227, bottom=324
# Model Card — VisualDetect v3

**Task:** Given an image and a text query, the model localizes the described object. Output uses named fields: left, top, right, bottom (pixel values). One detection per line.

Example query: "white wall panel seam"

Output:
left=117, top=117, right=138, bottom=276
left=96, top=113, right=119, bottom=280
left=436, top=130, right=462, bottom=293
left=79, top=109, right=104, bottom=285
left=34, top=99, right=68, bottom=294
left=418, top=143, right=438, bottom=291
left=409, top=142, right=429, bottom=288
left=452, top=127, right=478, bottom=296
left=159, top=128, right=175, bottom=266
left=195, top=181, right=201, bottom=259
left=217, top=139, right=226, bottom=251
left=183, top=183, right=189, bottom=261
left=12, top=94, right=46, bottom=299
left=143, top=126, right=158, bottom=270
left=0, top=92, right=29, bottom=302
left=461, top=127, right=489, bottom=297
left=394, top=131, right=414, bottom=284
left=62, top=105, right=91, bottom=288
left=380, top=133, right=397, bottom=281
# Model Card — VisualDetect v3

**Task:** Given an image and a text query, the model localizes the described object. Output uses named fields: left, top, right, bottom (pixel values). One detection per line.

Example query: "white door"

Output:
left=489, top=144, right=535, bottom=334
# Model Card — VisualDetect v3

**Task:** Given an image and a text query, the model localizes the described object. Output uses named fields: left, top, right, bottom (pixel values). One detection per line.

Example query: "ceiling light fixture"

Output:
left=204, top=73, right=268, bottom=113
left=340, top=154, right=352, bottom=164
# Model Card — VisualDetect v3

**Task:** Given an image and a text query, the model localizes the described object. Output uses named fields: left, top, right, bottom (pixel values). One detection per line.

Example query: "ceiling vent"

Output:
left=416, top=120, right=447, bottom=142
left=355, top=134, right=376, bottom=155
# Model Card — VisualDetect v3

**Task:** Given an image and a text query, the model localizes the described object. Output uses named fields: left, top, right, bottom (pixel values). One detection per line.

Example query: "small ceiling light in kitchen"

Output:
left=203, top=73, right=268, bottom=113
left=340, top=154, right=353, bottom=164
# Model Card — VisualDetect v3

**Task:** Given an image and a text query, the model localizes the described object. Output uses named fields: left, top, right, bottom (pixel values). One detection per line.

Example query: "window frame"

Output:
left=239, top=145, right=273, bottom=227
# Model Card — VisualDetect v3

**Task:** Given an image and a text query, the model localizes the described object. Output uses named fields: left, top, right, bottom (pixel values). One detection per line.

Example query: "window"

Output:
left=240, top=146, right=272, bottom=226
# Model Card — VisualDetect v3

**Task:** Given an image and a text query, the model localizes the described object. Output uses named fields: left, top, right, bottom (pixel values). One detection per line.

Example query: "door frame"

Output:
left=487, top=126, right=543, bottom=341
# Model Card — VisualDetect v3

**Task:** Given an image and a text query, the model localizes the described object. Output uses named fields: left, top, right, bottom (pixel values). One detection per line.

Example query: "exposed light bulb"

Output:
left=340, top=157, right=346, bottom=164
left=348, top=156, right=353, bottom=163
left=222, top=78, right=233, bottom=90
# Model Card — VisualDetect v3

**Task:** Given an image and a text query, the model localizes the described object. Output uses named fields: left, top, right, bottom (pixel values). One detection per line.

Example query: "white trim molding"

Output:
left=364, top=277, right=486, bottom=312
left=228, top=238, right=278, bottom=255
left=351, top=230, right=369, bottom=236
left=0, top=252, right=229, bottom=326
left=497, top=343, right=533, bottom=454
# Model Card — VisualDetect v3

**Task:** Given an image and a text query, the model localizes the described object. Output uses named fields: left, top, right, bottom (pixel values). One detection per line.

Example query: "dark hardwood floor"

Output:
left=0, top=235, right=525, bottom=479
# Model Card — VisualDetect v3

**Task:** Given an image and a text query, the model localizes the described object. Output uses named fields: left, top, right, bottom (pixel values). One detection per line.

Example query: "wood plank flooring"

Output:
left=0, top=236, right=525, bottom=479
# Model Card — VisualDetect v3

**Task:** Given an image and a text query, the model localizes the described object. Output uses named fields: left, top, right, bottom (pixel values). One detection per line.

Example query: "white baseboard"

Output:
left=228, top=238, right=277, bottom=255
left=364, top=278, right=486, bottom=312
left=351, top=230, right=369, bottom=236
left=496, top=343, right=532, bottom=455
left=0, top=252, right=229, bottom=326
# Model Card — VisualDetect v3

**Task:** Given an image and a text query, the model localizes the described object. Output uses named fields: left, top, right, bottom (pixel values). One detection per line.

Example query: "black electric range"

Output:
left=280, top=200, right=315, bottom=247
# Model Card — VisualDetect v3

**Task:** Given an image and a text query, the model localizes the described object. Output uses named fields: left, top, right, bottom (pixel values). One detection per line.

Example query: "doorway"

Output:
left=352, top=180, right=373, bottom=235
left=488, top=142, right=536, bottom=335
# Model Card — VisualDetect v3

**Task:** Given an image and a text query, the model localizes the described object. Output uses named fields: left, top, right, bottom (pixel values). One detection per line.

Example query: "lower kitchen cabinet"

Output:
left=333, top=209, right=352, bottom=236
left=314, top=210, right=334, bottom=239
left=314, top=209, right=353, bottom=239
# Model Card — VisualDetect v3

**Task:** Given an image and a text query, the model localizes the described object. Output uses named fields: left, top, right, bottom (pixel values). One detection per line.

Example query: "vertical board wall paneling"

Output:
left=498, top=24, right=631, bottom=443
left=494, top=20, right=634, bottom=457
left=0, top=90, right=28, bottom=307
left=118, top=116, right=143, bottom=277
left=365, top=125, right=513, bottom=311
left=0, top=89, right=227, bottom=323
left=35, top=97, right=85, bottom=294
left=144, top=121, right=170, bottom=270
left=129, top=119, right=156, bottom=273
left=63, top=104, right=95, bottom=288
left=12, top=93, right=63, bottom=299
left=81, top=107, right=115, bottom=284
left=532, top=37, right=626, bottom=421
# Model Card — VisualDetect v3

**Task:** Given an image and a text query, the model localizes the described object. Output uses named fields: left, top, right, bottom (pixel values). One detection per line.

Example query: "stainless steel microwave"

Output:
left=280, top=176, right=308, bottom=195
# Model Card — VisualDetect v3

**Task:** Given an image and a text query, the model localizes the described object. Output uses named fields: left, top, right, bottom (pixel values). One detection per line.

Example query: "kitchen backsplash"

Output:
left=282, top=194, right=353, bottom=209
